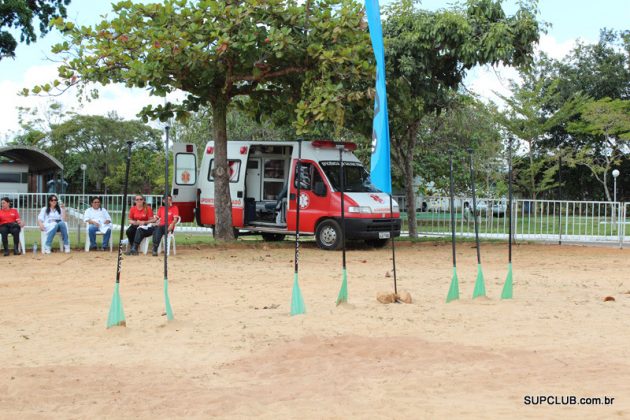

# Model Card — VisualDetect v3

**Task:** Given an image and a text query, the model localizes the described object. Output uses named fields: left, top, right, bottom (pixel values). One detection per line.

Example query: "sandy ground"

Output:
left=1, top=240, right=629, bottom=419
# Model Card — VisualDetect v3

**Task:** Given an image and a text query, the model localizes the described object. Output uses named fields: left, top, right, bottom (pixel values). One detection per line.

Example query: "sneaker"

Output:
left=3, top=250, right=9, bottom=257
left=64, top=245, right=71, bottom=253
left=152, top=249, right=158, bottom=257
left=43, top=246, right=51, bottom=254
left=14, top=248, right=21, bottom=256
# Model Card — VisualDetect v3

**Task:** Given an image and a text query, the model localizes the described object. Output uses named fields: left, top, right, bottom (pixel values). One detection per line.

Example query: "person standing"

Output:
left=125, top=194, right=156, bottom=255
left=0, top=197, right=25, bottom=256
left=151, top=194, right=179, bottom=256
left=38, top=195, right=70, bottom=254
left=83, top=196, right=112, bottom=251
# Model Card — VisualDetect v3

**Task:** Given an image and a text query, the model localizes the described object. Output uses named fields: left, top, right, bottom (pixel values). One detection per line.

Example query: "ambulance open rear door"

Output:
left=171, top=143, right=197, bottom=223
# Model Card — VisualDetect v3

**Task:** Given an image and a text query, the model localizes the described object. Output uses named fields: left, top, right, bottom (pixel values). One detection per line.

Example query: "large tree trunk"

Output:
left=403, top=124, right=418, bottom=238
left=211, top=98, right=235, bottom=241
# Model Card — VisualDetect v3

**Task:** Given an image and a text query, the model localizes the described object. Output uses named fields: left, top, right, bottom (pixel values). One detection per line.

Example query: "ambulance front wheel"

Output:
left=315, top=219, right=342, bottom=251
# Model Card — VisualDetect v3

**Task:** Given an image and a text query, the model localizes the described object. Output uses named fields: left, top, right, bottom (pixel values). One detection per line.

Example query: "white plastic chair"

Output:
left=14, top=229, right=26, bottom=255
left=158, top=215, right=180, bottom=256
left=40, top=230, right=64, bottom=253
left=84, top=223, right=113, bottom=252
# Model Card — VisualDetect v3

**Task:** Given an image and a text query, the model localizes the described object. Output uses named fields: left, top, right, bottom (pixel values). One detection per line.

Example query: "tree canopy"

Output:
left=0, top=0, right=70, bottom=60
left=31, top=0, right=374, bottom=240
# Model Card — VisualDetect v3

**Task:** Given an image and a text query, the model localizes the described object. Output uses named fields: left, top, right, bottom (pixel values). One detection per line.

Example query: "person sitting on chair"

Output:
left=84, top=196, right=112, bottom=251
left=125, top=194, right=156, bottom=255
left=0, top=197, right=25, bottom=256
left=38, top=194, right=70, bottom=254
left=151, top=194, right=179, bottom=256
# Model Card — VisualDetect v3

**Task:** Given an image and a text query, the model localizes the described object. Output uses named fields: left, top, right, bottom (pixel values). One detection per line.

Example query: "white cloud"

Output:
left=463, top=34, right=580, bottom=109
left=0, top=63, right=186, bottom=145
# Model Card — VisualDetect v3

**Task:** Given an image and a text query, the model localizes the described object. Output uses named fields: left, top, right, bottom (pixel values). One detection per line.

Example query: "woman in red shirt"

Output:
left=0, top=197, right=25, bottom=256
left=151, top=194, right=180, bottom=256
left=125, top=194, right=157, bottom=255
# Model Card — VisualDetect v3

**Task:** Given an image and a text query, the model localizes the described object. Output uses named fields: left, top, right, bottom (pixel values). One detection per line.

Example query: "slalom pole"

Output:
left=163, top=126, right=174, bottom=321
left=558, top=156, right=563, bottom=245
left=336, top=146, right=348, bottom=305
left=291, top=139, right=306, bottom=316
left=107, top=141, right=132, bottom=328
left=468, top=148, right=486, bottom=298
left=389, top=192, right=398, bottom=297
left=502, top=137, right=514, bottom=299
left=446, top=149, right=460, bottom=302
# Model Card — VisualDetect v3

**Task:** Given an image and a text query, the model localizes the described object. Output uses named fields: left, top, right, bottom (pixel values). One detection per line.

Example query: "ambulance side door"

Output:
left=287, top=160, right=329, bottom=234
left=172, top=143, right=197, bottom=223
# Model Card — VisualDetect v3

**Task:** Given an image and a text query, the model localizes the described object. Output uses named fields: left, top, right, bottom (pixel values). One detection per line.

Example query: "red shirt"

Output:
left=0, top=208, right=21, bottom=225
left=156, top=205, right=179, bottom=226
left=128, top=206, right=153, bottom=222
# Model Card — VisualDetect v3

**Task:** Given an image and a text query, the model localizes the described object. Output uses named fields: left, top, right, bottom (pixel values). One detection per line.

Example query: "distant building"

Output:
left=0, top=145, right=64, bottom=194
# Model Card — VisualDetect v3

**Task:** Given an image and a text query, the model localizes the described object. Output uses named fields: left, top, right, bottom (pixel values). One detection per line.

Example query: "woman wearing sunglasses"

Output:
left=37, top=194, right=70, bottom=254
left=125, top=194, right=157, bottom=255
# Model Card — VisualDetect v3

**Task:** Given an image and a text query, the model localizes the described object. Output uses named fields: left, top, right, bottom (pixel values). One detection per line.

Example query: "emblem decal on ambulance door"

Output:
left=299, top=192, right=310, bottom=209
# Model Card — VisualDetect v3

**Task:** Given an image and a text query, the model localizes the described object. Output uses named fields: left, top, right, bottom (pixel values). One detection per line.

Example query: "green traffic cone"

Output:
left=107, top=283, right=126, bottom=328
left=336, top=269, right=348, bottom=305
left=291, top=273, right=306, bottom=316
left=164, top=278, right=174, bottom=321
left=446, top=266, right=460, bottom=303
left=472, top=263, right=487, bottom=298
left=501, top=262, right=513, bottom=299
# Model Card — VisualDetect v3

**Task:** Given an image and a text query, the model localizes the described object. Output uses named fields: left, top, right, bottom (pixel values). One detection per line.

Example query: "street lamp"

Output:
left=612, top=169, right=620, bottom=203
left=79, top=164, right=87, bottom=246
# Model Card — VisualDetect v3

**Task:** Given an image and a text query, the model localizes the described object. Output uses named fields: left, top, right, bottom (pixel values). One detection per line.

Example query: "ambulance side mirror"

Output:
left=314, top=181, right=327, bottom=197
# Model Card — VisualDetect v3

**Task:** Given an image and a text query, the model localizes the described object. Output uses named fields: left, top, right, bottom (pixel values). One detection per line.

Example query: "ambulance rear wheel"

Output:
left=262, top=233, right=286, bottom=242
left=315, top=219, right=342, bottom=251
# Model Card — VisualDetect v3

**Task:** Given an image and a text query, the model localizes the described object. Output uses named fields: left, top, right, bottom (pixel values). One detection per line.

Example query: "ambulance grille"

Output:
left=366, top=219, right=399, bottom=232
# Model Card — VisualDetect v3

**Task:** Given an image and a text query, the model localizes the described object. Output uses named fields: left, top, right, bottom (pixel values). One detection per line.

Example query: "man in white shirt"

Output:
left=84, top=196, right=112, bottom=251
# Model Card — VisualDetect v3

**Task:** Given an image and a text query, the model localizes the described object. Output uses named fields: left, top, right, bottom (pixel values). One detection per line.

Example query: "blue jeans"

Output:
left=46, top=221, right=69, bottom=247
left=88, top=224, right=112, bottom=249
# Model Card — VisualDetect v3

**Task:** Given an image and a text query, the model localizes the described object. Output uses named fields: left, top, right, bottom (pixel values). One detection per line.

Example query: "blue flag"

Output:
left=366, top=0, right=392, bottom=194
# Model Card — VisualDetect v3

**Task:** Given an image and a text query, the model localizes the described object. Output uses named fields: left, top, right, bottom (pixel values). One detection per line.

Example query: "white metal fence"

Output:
left=394, top=195, right=629, bottom=247
left=0, top=192, right=212, bottom=237
left=2, top=192, right=629, bottom=248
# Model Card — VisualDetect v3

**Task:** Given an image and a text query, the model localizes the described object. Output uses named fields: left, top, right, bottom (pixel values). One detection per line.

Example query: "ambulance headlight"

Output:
left=348, top=206, right=371, bottom=213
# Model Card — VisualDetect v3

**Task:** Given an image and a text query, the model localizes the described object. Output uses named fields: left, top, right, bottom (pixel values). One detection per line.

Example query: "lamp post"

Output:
left=613, top=169, right=621, bottom=247
left=79, top=164, right=87, bottom=246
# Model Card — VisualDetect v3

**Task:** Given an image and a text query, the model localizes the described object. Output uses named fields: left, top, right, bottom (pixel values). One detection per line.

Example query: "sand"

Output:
left=1, top=241, right=629, bottom=419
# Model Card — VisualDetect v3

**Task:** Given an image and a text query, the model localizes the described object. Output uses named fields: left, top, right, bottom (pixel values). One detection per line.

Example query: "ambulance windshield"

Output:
left=319, top=161, right=380, bottom=193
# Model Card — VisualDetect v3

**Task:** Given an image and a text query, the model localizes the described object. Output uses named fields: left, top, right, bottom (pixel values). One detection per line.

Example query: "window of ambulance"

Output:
left=319, top=161, right=380, bottom=193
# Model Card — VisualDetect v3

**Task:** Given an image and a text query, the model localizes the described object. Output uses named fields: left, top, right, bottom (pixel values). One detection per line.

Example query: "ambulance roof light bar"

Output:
left=311, top=140, right=357, bottom=152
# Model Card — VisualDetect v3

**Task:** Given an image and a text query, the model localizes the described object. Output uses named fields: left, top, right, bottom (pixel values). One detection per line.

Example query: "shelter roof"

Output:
left=0, top=145, right=63, bottom=173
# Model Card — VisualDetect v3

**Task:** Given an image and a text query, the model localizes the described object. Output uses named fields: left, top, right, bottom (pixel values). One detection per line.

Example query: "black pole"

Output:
left=558, top=156, right=562, bottom=245
left=468, top=149, right=481, bottom=264
left=448, top=150, right=457, bottom=268
left=389, top=193, right=398, bottom=295
left=339, top=148, right=346, bottom=270
left=116, top=142, right=133, bottom=283
left=508, top=137, right=513, bottom=263
left=164, top=126, right=170, bottom=276
left=294, top=140, right=302, bottom=276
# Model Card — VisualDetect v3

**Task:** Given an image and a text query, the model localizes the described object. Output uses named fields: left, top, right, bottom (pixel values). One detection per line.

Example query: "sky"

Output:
left=0, top=0, right=628, bottom=143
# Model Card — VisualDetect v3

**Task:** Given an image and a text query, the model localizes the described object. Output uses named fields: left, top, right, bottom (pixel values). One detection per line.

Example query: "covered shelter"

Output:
left=0, top=145, right=64, bottom=193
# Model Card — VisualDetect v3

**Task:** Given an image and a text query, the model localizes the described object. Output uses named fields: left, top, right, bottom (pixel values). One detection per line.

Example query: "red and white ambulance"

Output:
left=171, top=140, right=401, bottom=250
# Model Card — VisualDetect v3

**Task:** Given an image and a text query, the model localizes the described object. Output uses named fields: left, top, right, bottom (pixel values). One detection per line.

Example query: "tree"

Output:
left=30, top=0, right=373, bottom=240
left=383, top=0, right=541, bottom=237
left=566, top=98, right=630, bottom=201
left=48, top=114, right=162, bottom=193
left=0, top=0, right=70, bottom=60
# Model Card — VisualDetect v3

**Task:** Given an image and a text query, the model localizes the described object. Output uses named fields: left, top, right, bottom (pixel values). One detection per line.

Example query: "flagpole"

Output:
left=389, top=193, right=398, bottom=295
